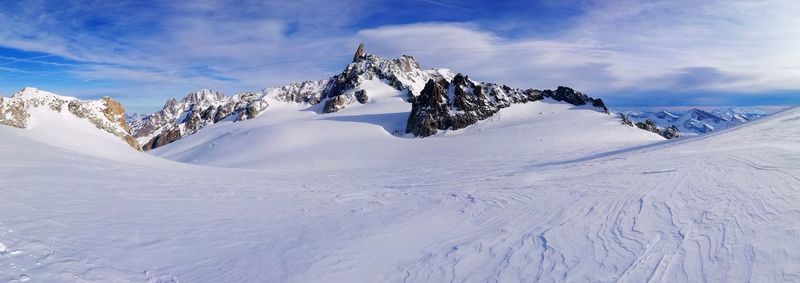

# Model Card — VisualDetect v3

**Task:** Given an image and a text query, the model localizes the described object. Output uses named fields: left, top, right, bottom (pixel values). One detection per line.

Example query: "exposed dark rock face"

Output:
left=542, top=86, right=608, bottom=113
left=406, top=79, right=450, bottom=137
left=661, top=125, right=681, bottom=139
left=355, top=90, right=368, bottom=104
left=635, top=119, right=660, bottom=133
left=406, top=73, right=598, bottom=137
left=619, top=113, right=635, bottom=127
left=621, top=114, right=681, bottom=139
left=243, top=99, right=269, bottom=121
left=353, top=43, right=366, bottom=62
left=322, top=95, right=350, bottom=113
left=141, top=128, right=182, bottom=151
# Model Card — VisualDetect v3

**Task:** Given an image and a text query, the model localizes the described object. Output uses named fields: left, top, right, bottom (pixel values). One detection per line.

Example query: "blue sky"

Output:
left=0, top=0, right=798, bottom=113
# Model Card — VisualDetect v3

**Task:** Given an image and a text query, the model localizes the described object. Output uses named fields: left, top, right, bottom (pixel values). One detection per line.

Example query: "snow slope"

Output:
left=13, top=105, right=143, bottom=163
left=1, top=103, right=799, bottom=282
left=152, top=79, right=659, bottom=171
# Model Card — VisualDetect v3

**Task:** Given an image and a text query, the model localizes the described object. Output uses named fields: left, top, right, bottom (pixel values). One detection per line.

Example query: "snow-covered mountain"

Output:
left=129, top=89, right=269, bottom=150
left=2, top=87, right=799, bottom=281
left=131, top=44, right=609, bottom=150
left=0, top=87, right=139, bottom=149
left=617, top=107, right=783, bottom=137
left=1, top=45, right=797, bottom=282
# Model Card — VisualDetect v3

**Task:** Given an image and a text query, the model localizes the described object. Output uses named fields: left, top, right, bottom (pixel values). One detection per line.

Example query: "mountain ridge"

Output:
left=617, top=106, right=781, bottom=137
left=0, top=87, right=139, bottom=149
left=130, top=44, right=610, bottom=149
left=2, top=45, right=689, bottom=152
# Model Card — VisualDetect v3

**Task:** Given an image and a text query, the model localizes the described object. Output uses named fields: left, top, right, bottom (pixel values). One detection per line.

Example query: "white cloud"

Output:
left=1, top=0, right=799, bottom=110
left=351, top=1, right=800, bottom=101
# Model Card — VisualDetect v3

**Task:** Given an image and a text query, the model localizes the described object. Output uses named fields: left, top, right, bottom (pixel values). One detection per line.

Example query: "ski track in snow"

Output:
left=1, top=106, right=799, bottom=282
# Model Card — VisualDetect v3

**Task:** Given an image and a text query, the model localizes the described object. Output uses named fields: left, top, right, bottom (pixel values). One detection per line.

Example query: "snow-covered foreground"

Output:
left=1, top=103, right=799, bottom=282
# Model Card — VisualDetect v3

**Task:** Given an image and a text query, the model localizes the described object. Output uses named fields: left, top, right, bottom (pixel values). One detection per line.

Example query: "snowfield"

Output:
left=1, top=97, right=799, bottom=281
left=151, top=79, right=660, bottom=171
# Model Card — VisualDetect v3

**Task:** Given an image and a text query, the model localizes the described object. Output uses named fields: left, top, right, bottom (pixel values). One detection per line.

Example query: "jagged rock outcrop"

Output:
left=0, top=96, right=28, bottom=128
left=322, top=94, right=351, bottom=113
left=0, top=87, right=140, bottom=149
left=131, top=89, right=270, bottom=150
left=353, top=43, right=366, bottom=62
left=619, top=113, right=681, bottom=139
left=635, top=119, right=660, bottom=134
left=355, top=90, right=368, bottom=104
left=661, top=125, right=681, bottom=139
left=406, top=74, right=609, bottom=137
left=261, top=80, right=327, bottom=104
left=406, top=79, right=451, bottom=137
left=542, top=86, right=608, bottom=113
left=620, top=113, right=635, bottom=127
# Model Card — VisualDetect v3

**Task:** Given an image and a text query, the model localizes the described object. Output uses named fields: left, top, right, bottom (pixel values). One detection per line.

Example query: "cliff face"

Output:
left=405, top=75, right=609, bottom=137
left=0, top=87, right=140, bottom=149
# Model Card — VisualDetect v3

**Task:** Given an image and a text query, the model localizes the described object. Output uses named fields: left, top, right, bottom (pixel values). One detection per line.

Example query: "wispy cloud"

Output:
left=0, top=0, right=798, bottom=111
left=356, top=1, right=800, bottom=104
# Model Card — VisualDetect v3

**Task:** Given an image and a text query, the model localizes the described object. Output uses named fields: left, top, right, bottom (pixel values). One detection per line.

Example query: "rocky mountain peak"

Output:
left=182, top=89, right=226, bottom=104
left=101, top=96, right=131, bottom=132
left=162, top=98, right=178, bottom=111
left=319, top=49, right=430, bottom=113
left=353, top=43, right=367, bottom=62
left=12, top=87, right=68, bottom=101
left=13, top=87, right=40, bottom=97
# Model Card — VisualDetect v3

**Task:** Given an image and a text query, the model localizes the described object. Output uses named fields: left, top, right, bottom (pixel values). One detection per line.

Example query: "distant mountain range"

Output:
left=615, top=107, right=785, bottom=138
left=2, top=44, right=784, bottom=153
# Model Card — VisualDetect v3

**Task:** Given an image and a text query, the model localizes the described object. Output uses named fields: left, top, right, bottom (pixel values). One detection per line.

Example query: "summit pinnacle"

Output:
left=353, top=43, right=366, bottom=62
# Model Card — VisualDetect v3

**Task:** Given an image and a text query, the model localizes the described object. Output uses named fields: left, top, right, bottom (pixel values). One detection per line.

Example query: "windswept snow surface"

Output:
left=1, top=102, right=800, bottom=281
